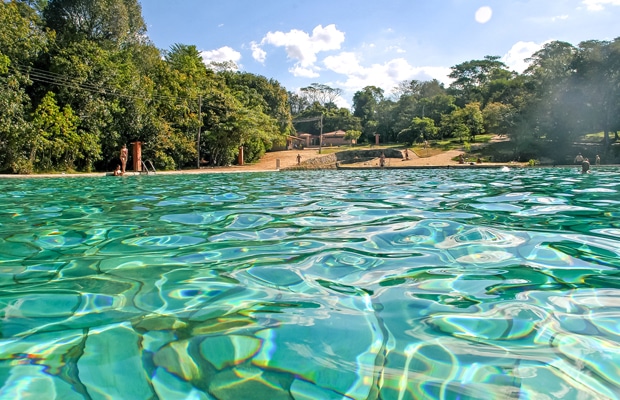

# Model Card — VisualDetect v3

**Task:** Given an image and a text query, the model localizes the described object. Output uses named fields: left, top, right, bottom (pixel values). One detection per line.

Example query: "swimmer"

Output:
left=581, top=158, right=590, bottom=174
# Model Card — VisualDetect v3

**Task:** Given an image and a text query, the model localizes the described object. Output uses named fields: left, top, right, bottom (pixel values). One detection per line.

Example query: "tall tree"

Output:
left=448, top=56, right=512, bottom=107
left=574, top=39, right=620, bottom=147
left=0, top=0, right=49, bottom=173
left=43, top=0, right=146, bottom=47
left=353, top=86, right=384, bottom=142
left=299, top=83, right=342, bottom=107
left=523, top=41, right=582, bottom=149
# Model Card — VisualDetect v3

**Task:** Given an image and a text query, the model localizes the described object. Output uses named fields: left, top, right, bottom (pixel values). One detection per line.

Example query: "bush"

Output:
left=10, top=159, right=34, bottom=175
left=153, top=151, right=176, bottom=171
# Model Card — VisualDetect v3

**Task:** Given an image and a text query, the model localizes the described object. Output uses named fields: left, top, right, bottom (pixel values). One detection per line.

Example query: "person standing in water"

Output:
left=574, top=153, right=583, bottom=164
left=120, top=144, right=128, bottom=175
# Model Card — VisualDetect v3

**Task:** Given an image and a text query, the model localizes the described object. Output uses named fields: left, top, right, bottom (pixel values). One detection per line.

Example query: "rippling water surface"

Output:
left=1, top=168, right=620, bottom=399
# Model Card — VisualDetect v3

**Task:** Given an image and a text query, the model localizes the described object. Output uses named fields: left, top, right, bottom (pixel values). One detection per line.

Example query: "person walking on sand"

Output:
left=120, top=144, right=128, bottom=175
left=379, top=152, right=386, bottom=168
left=297, top=153, right=301, bottom=165
left=404, top=148, right=409, bottom=160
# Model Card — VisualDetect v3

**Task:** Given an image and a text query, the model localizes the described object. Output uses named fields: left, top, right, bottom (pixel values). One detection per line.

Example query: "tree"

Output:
left=398, top=117, right=437, bottom=145
left=573, top=39, right=620, bottom=148
left=440, top=104, right=484, bottom=142
left=299, top=83, right=342, bottom=107
left=288, top=91, right=309, bottom=116
left=344, top=129, right=362, bottom=145
left=482, top=102, right=514, bottom=136
left=448, top=56, right=513, bottom=107
left=43, top=0, right=147, bottom=47
left=221, top=71, right=294, bottom=138
left=523, top=41, right=582, bottom=148
left=459, top=102, right=485, bottom=142
left=353, top=86, right=384, bottom=142
left=393, top=79, right=446, bottom=100
left=30, top=91, right=95, bottom=170
left=0, top=0, right=49, bottom=173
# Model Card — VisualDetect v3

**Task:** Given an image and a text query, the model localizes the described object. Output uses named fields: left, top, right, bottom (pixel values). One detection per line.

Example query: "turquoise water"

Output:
left=1, top=168, right=620, bottom=399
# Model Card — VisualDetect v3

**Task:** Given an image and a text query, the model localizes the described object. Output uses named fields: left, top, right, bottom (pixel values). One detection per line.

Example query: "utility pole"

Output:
left=292, top=114, right=324, bottom=153
left=196, top=95, right=202, bottom=169
left=319, top=114, right=323, bottom=154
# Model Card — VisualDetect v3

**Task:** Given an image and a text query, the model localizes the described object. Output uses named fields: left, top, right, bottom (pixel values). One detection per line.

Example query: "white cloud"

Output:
left=582, top=0, right=620, bottom=11
left=475, top=6, right=493, bottom=24
left=551, top=15, right=569, bottom=22
left=501, top=41, right=547, bottom=73
left=289, top=65, right=320, bottom=78
left=323, top=52, right=360, bottom=75
left=200, top=46, right=241, bottom=64
left=332, top=95, right=351, bottom=109
left=323, top=52, right=451, bottom=95
left=250, top=41, right=266, bottom=63
left=386, top=45, right=406, bottom=54
left=257, top=24, right=345, bottom=73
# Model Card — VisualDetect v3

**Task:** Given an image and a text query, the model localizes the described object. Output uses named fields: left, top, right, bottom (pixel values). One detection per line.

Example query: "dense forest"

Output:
left=1, top=0, right=619, bottom=173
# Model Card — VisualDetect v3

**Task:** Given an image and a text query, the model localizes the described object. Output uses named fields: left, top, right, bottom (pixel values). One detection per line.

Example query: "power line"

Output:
left=8, top=64, right=200, bottom=106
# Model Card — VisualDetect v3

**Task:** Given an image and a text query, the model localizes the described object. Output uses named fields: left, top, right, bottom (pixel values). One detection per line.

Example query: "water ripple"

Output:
left=1, top=168, right=619, bottom=399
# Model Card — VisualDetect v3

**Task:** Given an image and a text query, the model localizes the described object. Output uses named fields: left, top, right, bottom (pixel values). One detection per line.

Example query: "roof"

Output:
left=322, top=130, right=346, bottom=137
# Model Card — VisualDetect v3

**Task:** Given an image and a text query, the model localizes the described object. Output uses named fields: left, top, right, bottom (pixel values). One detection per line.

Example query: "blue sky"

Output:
left=140, top=0, right=619, bottom=108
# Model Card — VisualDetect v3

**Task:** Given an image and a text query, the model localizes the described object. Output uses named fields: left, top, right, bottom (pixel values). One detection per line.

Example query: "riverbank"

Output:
left=1, top=141, right=612, bottom=178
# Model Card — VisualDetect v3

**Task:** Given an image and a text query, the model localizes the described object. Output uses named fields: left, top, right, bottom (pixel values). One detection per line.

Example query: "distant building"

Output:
left=321, top=130, right=350, bottom=146
left=276, top=130, right=353, bottom=151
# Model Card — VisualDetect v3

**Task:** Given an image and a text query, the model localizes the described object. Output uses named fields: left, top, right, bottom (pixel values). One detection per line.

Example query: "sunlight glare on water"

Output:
left=0, top=167, right=619, bottom=399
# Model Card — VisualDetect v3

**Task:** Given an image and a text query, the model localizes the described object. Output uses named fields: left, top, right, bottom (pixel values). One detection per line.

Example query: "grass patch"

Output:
left=581, top=132, right=604, bottom=142
left=412, top=147, right=445, bottom=158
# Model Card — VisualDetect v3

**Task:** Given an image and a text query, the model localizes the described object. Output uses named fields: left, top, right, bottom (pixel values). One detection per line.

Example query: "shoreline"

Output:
left=1, top=163, right=616, bottom=179
left=1, top=142, right=615, bottom=178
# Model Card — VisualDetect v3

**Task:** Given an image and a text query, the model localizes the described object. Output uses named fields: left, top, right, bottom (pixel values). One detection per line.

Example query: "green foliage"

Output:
left=43, top=0, right=146, bottom=47
left=411, top=117, right=438, bottom=140
left=31, top=92, right=89, bottom=171
left=344, top=129, right=362, bottom=144
left=482, top=102, right=514, bottom=135
left=448, top=56, right=513, bottom=107
left=397, top=128, right=417, bottom=146
left=353, top=86, right=384, bottom=142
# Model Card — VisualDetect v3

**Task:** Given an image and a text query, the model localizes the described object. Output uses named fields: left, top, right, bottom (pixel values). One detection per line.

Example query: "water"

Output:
left=1, top=168, right=619, bottom=400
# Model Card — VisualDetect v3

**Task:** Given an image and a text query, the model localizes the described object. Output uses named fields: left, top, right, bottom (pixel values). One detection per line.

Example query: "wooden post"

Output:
left=238, top=146, right=244, bottom=166
left=375, top=134, right=380, bottom=146
left=131, top=141, right=142, bottom=172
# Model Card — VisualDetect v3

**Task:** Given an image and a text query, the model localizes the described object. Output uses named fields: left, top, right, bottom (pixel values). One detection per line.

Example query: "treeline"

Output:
left=295, top=44, right=620, bottom=163
left=1, top=1, right=619, bottom=173
left=0, top=0, right=294, bottom=173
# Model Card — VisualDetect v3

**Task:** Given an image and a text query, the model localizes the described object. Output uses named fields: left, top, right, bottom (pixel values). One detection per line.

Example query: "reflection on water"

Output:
left=1, top=167, right=620, bottom=399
